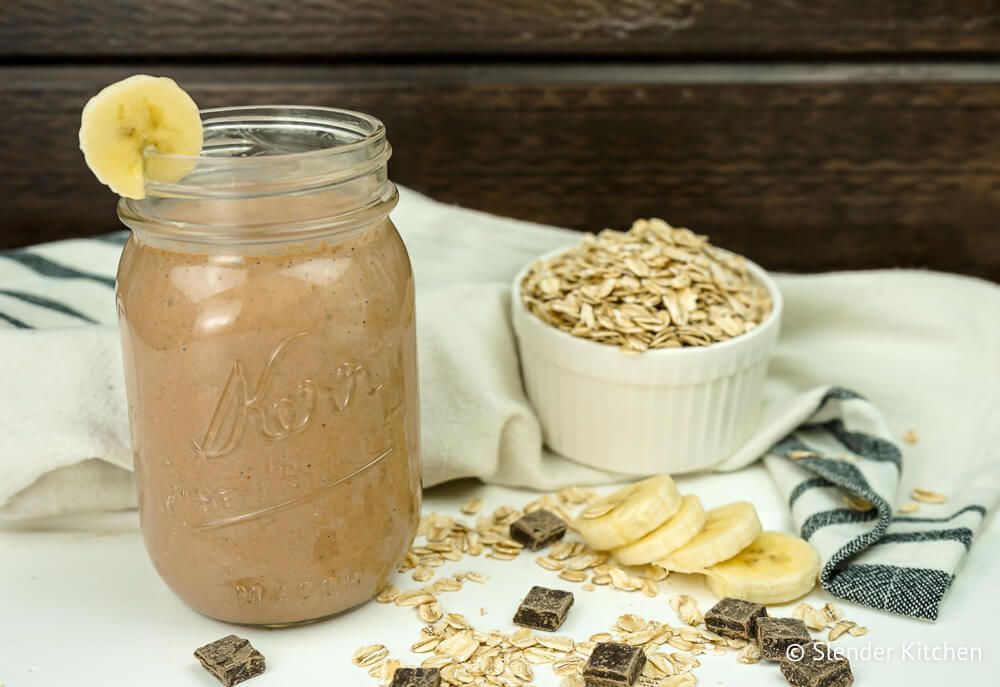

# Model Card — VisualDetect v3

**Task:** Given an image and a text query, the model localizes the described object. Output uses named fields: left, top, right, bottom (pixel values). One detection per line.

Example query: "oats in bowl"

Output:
left=519, top=219, right=772, bottom=353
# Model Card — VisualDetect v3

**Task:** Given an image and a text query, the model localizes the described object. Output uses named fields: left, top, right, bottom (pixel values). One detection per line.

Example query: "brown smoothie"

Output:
left=116, top=216, right=420, bottom=625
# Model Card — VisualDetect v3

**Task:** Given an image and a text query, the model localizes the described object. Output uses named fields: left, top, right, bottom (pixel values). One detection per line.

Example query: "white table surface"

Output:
left=1, top=465, right=996, bottom=686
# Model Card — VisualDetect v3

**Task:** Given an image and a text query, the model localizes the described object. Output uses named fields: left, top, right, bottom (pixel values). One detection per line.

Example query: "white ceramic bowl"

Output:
left=511, top=248, right=782, bottom=474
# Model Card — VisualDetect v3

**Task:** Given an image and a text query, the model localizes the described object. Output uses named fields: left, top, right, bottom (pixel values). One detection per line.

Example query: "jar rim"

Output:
left=139, top=105, right=391, bottom=200
left=119, top=106, right=397, bottom=245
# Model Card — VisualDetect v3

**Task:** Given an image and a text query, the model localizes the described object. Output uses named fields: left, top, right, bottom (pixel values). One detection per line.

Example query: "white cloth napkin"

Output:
left=1, top=188, right=998, bottom=617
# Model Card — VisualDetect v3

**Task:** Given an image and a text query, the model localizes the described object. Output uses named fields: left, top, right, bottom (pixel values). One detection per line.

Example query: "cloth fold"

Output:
left=1, top=187, right=998, bottom=621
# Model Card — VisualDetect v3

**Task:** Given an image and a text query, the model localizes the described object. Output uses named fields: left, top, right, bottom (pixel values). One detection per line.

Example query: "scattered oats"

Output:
left=666, top=637, right=698, bottom=652
left=412, top=635, right=442, bottom=653
left=437, top=632, right=479, bottom=662
left=352, top=644, right=388, bottom=667
left=582, top=583, right=597, bottom=592
left=668, top=653, right=700, bottom=672
left=550, top=541, right=577, bottom=561
left=418, top=601, right=443, bottom=624
left=591, top=574, right=611, bottom=586
left=537, top=635, right=575, bottom=653
left=617, top=613, right=646, bottom=633
left=727, top=637, right=748, bottom=649
left=460, top=496, right=484, bottom=515
left=559, top=569, right=588, bottom=583
left=669, top=595, right=704, bottom=626
left=369, top=658, right=399, bottom=681
left=843, top=494, right=874, bottom=512
left=898, top=501, right=920, bottom=514
left=624, top=628, right=660, bottom=646
left=647, top=652, right=676, bottom=677
left=509, top=628, right=537, bottom=649
left=553, top=657, right=585, bottom=676
left=641, top=579, right=659, bottom=597
left=375, top=584, right=399, bottom=603
left=575, top=641, right=596, bottom=657
left=445, top=612, right=471, bottom=629
left=463, top=571, right=488, bottom=584
left=828, top=620, right=856, bottom=641
left=566, top=553, right=605, bottom=571
left=561, top=676, right=584, bottom=687
left=635, top=564, right=669, bottom=582
left=902, top=428, right=919, bottom=445
left=788, top=450, right=818, bottom=460
left=660, top=674, right=697, bottom=687
left=589, top=633, right=614, bottom=643
left=536, top=556, right=565, bottom=571
left=737, top=642, right=761, bottom=664
left=523, top=646, right=558, bottom=664
left=412, top=565, right=434, bottom=582
left=395, top=590, right=436, bottom=607
left=510, top=658, right=534, bottom=682
left=911, top=488, right=947, bottom=504
left=793, top=603, right=836, bottom=630
left=421, top=654, right=453, bottom=669
left=848, top=625, right=869, bottom=637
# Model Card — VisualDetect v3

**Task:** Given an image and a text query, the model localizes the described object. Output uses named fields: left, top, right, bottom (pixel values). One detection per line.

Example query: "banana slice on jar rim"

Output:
left=575, top=474, right=683, bottom=552
left=79, top=74, right=203, bottom=199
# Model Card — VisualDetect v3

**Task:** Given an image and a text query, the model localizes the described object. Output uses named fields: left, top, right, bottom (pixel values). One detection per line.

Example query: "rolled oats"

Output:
left=520, top=219, right=772, bottom=351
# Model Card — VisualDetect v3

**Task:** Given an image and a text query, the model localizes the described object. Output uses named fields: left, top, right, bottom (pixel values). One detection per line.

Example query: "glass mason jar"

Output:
left=115, top=107, right=420, bottom=626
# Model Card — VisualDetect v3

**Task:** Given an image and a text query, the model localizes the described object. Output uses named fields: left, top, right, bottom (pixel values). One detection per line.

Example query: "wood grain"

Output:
left=4, top=1, right=1000, bottom=57
left=3, top=64, right=1000, bottom=279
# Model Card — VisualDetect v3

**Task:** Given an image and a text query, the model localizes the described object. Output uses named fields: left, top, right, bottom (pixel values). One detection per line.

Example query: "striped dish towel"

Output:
left=765, top=387, right=992, bottom=621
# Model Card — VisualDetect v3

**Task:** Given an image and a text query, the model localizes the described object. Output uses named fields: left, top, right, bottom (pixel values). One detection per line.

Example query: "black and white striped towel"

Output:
left=1, top=187, right=998, bottom=621
left=765, top=386, right=993, bottom=621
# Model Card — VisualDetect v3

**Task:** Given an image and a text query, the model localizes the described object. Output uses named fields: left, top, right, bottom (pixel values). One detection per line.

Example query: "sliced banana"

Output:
left=657, top=501, right=761, bottom=573
left=705, top=531, right=820, bottom=604
left=612, top=494, right=706, bottom=566
left=575, top=475, right=682, bottom=551
left=79, top=74, right=203, bottom=199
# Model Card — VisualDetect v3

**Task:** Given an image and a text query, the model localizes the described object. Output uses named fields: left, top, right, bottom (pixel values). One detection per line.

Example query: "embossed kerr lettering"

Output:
left=193, top=332, right=384, bottom=459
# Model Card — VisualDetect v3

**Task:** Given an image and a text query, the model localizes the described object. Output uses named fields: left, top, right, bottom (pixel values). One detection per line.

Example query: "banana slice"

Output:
left=79, top=74, right=203, bottom=199
left=705, top=531, right=820, bottom=604
left=657, top=501, right=761, bottom=573
left=612, top=494, right=706, bottom=566
left=575, top=475, right=682, bottom=551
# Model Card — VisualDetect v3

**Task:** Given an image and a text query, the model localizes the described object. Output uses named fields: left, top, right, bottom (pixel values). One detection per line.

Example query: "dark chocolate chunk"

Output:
left=390, top=667, right=441, bottom=687
left=704, top=597, right=768, bottom=640
left=756, top=617, right=811, bottom=661
left=779, top=642, right=853, bottom=687
left=509, top=509, right=568, bottom=550
left=583, top=641, right=646, bottom=687
left=193, top=635, right=266, bottom=687
left=512, top=585, right=574, bottom=631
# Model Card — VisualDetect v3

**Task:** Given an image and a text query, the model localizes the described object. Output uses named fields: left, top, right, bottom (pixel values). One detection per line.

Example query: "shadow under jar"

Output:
left=115, top=107, right=420, bottom=626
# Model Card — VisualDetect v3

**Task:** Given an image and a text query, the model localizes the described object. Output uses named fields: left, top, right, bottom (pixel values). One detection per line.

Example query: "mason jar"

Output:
left=115, top=107, right=420, bottom=625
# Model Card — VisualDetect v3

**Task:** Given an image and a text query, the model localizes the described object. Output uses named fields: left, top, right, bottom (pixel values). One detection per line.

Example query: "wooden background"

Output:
left=2, top=1, right=999, bottom=279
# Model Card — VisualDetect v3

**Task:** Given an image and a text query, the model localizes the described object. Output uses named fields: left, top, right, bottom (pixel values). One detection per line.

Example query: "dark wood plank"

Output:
left=3, top=64, right=1000, bottom=279
left=4, top=1, right=1000, bottom=57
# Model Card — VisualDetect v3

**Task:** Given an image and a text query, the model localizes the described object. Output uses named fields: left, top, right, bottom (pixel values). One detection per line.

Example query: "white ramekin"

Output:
left=511, top=248, right=783, bottom=475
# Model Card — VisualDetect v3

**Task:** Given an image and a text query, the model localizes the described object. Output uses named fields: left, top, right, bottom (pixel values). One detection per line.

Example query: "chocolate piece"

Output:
left=779, top=642, right=853, bottom=687
left=756, top=617, right=811, bottom=661
left=390, top=667, right=441, bottom=687
left=583, top=642, right=646, bottom=687
left=509, top=509, right=568, bottom=550
left=512, top=585, right=574, bottom=631
left=193, top=635, right=266, bottom=687
left=704, top=597, right=768, bottom=640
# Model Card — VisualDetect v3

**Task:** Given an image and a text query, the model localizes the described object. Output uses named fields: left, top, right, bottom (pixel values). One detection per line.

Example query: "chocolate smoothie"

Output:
left=116, top=216, right=420, bottom=625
